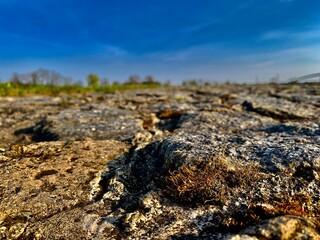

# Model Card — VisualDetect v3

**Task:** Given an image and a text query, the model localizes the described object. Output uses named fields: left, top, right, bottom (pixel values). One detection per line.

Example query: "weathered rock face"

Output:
left=0, top=140, right=129, bottom=239
left=226, top=215, right=320, bottom=240
left=0, top=83, right=319, bottom=239
left=15, top=105, right=145, bottom=142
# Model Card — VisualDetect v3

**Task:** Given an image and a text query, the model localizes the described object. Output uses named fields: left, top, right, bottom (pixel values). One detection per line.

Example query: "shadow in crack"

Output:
left=14, top=119, right=59, bottom=142
left=156, top=109, right=184, bottom=132
left=92, top=141, right=164, bottom=212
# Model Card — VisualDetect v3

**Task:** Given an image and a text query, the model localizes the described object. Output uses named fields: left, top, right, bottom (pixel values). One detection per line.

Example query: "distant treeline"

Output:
left=5, top=68, right=163, bottom=87
left=0, top=68, right=166, bottom=97
left=2, top=68, right=218, bottom=88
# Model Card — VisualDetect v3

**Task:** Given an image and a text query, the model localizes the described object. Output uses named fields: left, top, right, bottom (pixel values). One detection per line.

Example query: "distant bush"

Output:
left=87, top=74, right=100, bottom=88
left=125, top=75, right=141, bottom=85
left=142, top=75, right=161, bottom=85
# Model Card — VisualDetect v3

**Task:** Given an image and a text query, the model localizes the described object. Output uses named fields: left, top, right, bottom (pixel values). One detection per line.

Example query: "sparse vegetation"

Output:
left=225, top=192, right=320, bottom=232
left=0, top=70, right=164, bottom=96
left=0, top=81, right=163, bottom=97
left=87, top=73, right=100, bottom=88
left=164, top=157, right=262, bottom=205
left=163, top=157, right=320, bottom=231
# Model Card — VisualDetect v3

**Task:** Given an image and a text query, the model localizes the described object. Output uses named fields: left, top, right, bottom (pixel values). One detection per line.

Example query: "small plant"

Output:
left=164, top=157, right=262, bottom=205
left=226, top=193, right=320, bottom=232
left=87, top=73, right=100, bottom=88
left=163, top=156, right=320, bottom=232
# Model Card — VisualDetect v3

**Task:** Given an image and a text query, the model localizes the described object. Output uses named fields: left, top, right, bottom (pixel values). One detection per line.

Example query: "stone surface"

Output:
left=226, top=215, right=320, bottom=240
left=15, top=105, right=145, bottom=142
left=0, top=83, right=319, bottom=239
left=0, top=140, right=129, bottom=239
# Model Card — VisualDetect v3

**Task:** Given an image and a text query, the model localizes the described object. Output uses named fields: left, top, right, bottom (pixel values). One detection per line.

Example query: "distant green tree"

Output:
left=144, top=75, right=156, bottom=84
left=87, top=74, right=100, bottom=87
left=143, top=75, right=160, bottom=85
left=127, top=75, right=140, bottom=85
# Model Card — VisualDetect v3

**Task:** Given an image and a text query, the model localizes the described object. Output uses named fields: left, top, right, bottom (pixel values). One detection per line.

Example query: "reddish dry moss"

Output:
left=164, top=157, right=262, bottom=205
left=163, top=157, right=320, bottom=231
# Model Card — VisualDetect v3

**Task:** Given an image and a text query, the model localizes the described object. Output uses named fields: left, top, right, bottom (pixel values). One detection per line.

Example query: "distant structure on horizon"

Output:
left=290, top=73, right=320, bottom=83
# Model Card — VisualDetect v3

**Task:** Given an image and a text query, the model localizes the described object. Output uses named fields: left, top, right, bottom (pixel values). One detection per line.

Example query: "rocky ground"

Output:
left=0, top=83, right=319, bottom=239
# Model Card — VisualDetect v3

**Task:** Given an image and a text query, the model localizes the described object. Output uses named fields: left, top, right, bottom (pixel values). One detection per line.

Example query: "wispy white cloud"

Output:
left=1, top=43, right=319, bottom=83
left=260, top=30, right=288, bottom=40
left=181, top=1, right=255, bottom=34
left=260, top=28, right=320, bottom=41
left=85, top=44, right=130, bottom=60
left=177, top=0, right=255, bottom=40
left=241, top=45, right=320, bottom=65
left=145, top=43, right=228, bottom=63
left=182, top=20, right=218, bottom=33
left=228, top=0, right=256, bottom=16
left=97, top=45, right=128, bottom=57
left=143, top=42, right=320, bottom=82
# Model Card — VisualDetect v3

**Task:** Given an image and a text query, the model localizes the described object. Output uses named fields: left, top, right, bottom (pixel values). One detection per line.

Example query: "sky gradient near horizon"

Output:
left=0, top=0, right=319, bottom=83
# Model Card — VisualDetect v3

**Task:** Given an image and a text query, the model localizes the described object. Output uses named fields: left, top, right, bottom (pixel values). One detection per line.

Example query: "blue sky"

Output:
left=0, top=0, right=319, bottom=83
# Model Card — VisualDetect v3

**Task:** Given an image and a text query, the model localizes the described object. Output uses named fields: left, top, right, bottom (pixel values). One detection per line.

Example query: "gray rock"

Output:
left=226, top=215, right=320, bottom=240
left=15, top=105, right=145, bottom=142
left=242, top=96, right=319, bottom=120
left=1, top=83, right=320, bottom=239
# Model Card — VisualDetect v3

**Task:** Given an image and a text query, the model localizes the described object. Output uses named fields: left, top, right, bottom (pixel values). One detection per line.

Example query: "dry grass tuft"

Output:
left=163, top=157, right=320, bottom=231
left=164, top=157, right=261, bottom=205
left=226, top=193, right=320, bottom=232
